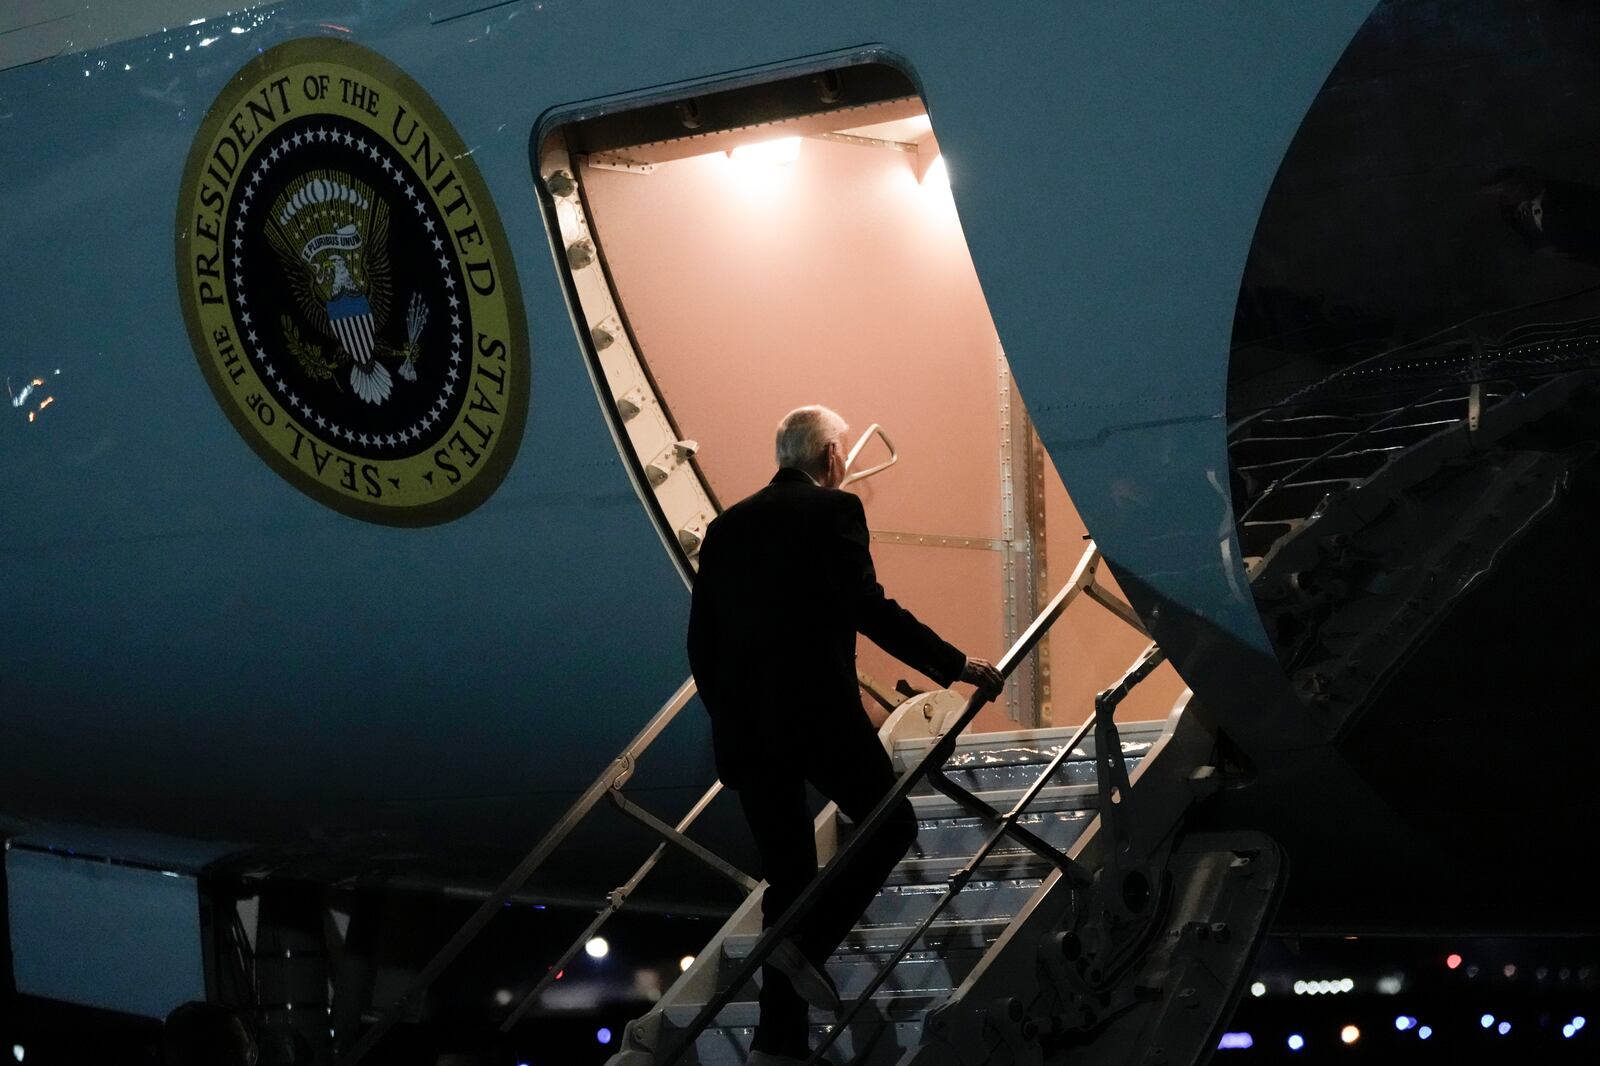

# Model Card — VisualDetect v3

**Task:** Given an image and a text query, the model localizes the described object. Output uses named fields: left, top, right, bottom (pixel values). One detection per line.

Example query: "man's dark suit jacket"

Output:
left=687, top=467, right=967, bottom=789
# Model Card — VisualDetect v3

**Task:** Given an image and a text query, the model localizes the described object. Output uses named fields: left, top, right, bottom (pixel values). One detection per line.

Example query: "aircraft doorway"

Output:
left=537, top=61, right=1185, bottom=731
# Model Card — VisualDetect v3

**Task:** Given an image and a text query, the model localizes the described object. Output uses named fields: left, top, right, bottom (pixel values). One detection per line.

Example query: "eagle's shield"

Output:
left=328, top=293, right=377, bottom=365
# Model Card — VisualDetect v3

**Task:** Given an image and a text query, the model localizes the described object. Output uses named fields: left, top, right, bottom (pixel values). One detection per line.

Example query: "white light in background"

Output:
left=679, top=955, right=695, bottom=973
left=585, top=936, right=609, bottom=959
left=12, top=1046, right=24, bottom=1063
left=1498, top=1021, right=1511, bottom=1035
left=922, top=154, right=949, bottom=190
left=1249, top=982, right=1265, bottom=997
left=729, top=137, right=801, bottom=165
left=493, top=988, right=513, bottom=1006
left=1377, top=974, right=1404, bottom=995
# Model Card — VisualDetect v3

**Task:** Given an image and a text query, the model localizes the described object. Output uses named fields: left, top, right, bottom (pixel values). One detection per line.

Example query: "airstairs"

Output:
left=347, top=544, right=1283, bottom=1066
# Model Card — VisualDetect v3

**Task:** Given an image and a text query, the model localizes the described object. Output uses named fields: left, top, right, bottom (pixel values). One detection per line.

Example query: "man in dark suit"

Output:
left=688, top=405, right=1002, bottom=1066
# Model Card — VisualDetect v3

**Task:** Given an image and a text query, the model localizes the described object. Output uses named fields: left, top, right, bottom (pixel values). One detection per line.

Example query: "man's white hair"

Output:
left=775, top=405, right=848, bottom=472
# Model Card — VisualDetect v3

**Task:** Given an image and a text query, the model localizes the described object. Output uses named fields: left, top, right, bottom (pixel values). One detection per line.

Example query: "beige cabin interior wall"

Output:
left=580, top=133, right=1184, bottom=731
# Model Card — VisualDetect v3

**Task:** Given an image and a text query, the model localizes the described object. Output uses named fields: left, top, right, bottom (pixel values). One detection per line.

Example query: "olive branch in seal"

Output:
left=281, top=314, right=344, bottom=389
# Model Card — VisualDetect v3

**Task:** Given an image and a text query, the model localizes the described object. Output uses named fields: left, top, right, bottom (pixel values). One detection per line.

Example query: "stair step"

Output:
left=907, top=781, right=1105, bottom=822
left=725, top=915, right=1012, bottom=961
left=859, top=876, right=1042, bottom=930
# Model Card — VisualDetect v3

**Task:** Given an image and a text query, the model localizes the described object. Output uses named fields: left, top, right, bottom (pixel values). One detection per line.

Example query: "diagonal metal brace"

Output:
left=607, top=790, right=758, bottom=892
left=925, top=769, right=1091, bottom=886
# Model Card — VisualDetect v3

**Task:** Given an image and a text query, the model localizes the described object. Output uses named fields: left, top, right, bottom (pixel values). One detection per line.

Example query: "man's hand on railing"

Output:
left=960, top=657, right=1004, bottom=701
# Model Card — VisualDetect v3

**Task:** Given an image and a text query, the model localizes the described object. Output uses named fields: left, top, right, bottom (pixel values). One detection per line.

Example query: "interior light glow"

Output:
left=27, top=412, right=34, bottom=423
left=1447, top=953, right=1463, bottom=969
left=1217, top=1033, right=1253, bottom=1050
left=1498, top=1021, right=1511, bottom=1035
left=231, top=25, right=247, bottom=33
left=39, top=396, right=54, bottom=410
left=1340, top=1025, right=1360, bottom=1045
left=922, top=154, right=949, bottom=189
left=1419, top=1026, right=1433, bottom=1040
left=597, top=1028, right=612, bottom=1045
left=585, top=937, right=609, bottom=959
left=679, top=955, right=695, bottom=973
left=199, top=36, right=218, bottom=46
left=1480, top=1013, right=1495, bottom=1029
left=1250, top=982, right=1266, bottom=997
left=1286, top=1034, right=1305, bottom=1051
left=729, top=137, right=801, bottom=165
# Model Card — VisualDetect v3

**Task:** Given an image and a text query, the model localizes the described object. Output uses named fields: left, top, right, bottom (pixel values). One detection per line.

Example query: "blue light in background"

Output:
left=1217, top=1033, right=1253, bottom=1050
left=1394, top=1015, right=1415, bottom=1031
left=1498, top=1021, right=1511, bottom=1036
left=1418, top=1027, right=1433, bottom=1041
left=1287, top=1034, right=1305, bottom=1051
left=597, top=1028, right=613, bottom=1045
left=1480, top=1013, right=1495, bottom=1028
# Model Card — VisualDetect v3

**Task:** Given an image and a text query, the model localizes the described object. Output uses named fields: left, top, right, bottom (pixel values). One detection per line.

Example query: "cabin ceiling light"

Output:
left=729, top=136, right=801, bottom=165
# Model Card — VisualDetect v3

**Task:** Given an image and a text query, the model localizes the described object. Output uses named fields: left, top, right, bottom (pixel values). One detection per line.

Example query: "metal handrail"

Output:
left=660, top=541, right=1151, bottom=1066
left=1236, top=385, right=1451, bottom=526
left=347, top=676, right=704, bottom=1064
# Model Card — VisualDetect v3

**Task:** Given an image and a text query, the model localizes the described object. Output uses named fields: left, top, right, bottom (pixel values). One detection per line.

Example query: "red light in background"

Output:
left=1447, top=954, right=1463, bottom=970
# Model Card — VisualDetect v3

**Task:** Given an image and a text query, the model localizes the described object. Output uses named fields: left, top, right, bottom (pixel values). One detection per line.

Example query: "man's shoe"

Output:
left=767, top=938, right=841, bottom=1012
left=745, top=1051, right=807, bottom=1066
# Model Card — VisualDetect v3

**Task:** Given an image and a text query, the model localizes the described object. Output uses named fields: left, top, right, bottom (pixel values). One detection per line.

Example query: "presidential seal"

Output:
left=176, top=38, right=528, bottom=525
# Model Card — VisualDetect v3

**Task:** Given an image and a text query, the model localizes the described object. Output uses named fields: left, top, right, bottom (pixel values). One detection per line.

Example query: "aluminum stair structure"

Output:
left=347, top=541, right=1284, bottom=1066
left=622, top=714, right=1170, bottom=1066
left=1228, top=312, right=1600, bottom=729
left=611, top=549, right=1285, bottom=1066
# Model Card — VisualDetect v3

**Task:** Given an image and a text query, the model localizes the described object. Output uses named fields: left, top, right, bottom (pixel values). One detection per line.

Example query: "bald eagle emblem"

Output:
left=266, top=171, right=428, bottom=404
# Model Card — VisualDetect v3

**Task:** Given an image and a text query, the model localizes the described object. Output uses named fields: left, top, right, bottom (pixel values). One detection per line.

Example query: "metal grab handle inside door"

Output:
left=841, top=422, right=897, bottom=487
